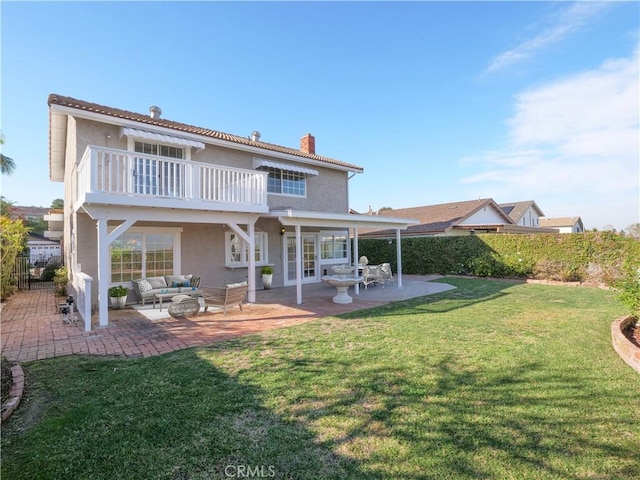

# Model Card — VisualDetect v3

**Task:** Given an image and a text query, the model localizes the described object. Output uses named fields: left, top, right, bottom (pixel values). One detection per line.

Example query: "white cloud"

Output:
left=462, top=49, right=640, bottom=230
left=486, top=2, right=611, bottom=74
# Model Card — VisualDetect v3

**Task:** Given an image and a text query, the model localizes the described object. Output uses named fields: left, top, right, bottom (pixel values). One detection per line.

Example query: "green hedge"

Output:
left=357, top=232, right=640, bottom=286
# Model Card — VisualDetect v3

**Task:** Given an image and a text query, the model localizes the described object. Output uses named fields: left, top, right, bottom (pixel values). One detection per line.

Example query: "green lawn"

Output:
left=2, top=278, right=639, bottom=479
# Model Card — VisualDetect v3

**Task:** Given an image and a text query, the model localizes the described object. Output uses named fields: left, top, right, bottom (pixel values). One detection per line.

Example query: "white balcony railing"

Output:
left=77, top=146, right=268, bottom=211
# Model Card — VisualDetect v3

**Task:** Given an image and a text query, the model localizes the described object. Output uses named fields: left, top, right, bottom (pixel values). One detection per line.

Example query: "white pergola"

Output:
left=265, top=209, right=418, bottom=305
left=83, top=206, right=417, bottom=328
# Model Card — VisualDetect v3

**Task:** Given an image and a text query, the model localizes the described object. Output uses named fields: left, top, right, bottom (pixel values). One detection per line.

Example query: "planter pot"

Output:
left=110, top=296, right=127, bottom=310
left=261, top=274, right=273, bottom=290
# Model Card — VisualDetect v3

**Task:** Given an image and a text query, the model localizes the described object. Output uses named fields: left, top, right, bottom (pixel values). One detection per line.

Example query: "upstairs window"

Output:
left=134, top=142, right=183, bottom=159
left=260, top=167, right=306, bottom=197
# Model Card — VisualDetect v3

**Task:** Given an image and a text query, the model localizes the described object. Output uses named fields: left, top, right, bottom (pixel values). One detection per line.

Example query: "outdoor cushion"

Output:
left=138, top=279, right=153, bottom=293
left=147, top=276, right=168, bottom=289
left=165, top=275, right=192, bottom=286
left=226, top=281, right=248, bottom=288
left=190, top=276, right=201, bottom=288
left=171, top=294, right=192, bottom=303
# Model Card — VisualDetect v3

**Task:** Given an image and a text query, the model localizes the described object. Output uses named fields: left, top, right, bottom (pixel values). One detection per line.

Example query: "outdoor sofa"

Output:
left=132, top=274, right=201, bottom=305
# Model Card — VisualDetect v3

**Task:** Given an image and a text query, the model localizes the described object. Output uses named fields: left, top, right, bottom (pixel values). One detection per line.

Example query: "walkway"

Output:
left=1, top=276, right=452, bottom=362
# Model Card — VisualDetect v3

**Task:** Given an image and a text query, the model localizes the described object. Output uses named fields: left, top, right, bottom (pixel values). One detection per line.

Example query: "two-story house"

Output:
left=48, top=94, right=416, bottom=329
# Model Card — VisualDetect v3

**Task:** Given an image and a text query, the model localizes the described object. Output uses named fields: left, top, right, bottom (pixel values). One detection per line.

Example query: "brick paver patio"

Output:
left=1, top=276, right=450, bottom=362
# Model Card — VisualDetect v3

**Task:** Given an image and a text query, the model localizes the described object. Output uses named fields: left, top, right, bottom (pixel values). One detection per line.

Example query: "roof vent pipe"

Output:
left=251, top=131, right=261, bottom=142
left=149, top=106, right=162, bottom=119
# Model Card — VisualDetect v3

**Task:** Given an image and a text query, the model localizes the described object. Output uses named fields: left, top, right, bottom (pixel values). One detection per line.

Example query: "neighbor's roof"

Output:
left=499, top=200, right=544, bottom=223
left=47, top=94, right=363, bottom=173
left=358, top=198, right=514, bottom=237
left=539, top=217, right=583, bottom=228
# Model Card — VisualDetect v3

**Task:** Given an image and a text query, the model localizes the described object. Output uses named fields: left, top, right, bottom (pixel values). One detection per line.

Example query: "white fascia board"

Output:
left=266, top=209, right=418, bottom=229
left=49, top=104, right=363, bottom=174
left=49, top=110, right=68, bottom=182
left=81, top=204, right=261, bottom=225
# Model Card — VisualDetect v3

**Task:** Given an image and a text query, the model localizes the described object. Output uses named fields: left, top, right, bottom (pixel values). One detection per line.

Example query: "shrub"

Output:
left=53, top=266, right=68, bottom=296
left=615, top=266, right=640, bottom=318
left=0, top=216, right=28, bottom=300
left=108, top=285, right=129, bottom=297
left=358, top=232, right=640, bottom=287
left=533, top=259, right=581, bottom=282
left=42, top=262, right=61, bottom=282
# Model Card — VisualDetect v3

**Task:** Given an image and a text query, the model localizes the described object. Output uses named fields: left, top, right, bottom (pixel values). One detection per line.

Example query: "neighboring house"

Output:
left=499, top=200, right=545, bottom=228
left=6, top=205, right=49, bottom=222
left=48, top=94, right=417, bottom=328
left=43, top=208, right=64, bottom=242
left=358, top=198, right=559, bottom=238
left=540, top=217, right=584, bottom=233
left=26, top=233, right=61, bottom=265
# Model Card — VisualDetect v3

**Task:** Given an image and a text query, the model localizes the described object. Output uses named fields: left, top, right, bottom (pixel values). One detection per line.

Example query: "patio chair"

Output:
left=201, top=282, right=248, bottom=315
left=380, top=263, right=394, bottom=286
left=362, top=265, right=384, bottom=289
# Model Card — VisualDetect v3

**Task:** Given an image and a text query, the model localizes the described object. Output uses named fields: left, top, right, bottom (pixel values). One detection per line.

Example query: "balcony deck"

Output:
left=75, top=146, right=269, bottom=214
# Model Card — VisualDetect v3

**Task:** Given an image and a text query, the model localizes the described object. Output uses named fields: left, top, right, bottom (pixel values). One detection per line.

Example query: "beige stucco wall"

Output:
left=72, top=119, right=351, bottom=214
left=192, top=143, right=350, bottom=213
left=75, top=215, right=291, bottom=301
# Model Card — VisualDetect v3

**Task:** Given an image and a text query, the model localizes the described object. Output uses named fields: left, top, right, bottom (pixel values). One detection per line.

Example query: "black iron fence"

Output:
left=12, top=256, right=60, bottom=290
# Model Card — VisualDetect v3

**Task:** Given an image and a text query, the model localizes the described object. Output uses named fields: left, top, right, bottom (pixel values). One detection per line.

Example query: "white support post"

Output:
left=247, top=221, right=256, bottom=303
left=295, top=224, right=302, bottom=305
left=96, top=218, right=110, bottom=327
left=353, top=227, right=360, bottom=295
left=396, top=228, right=403, bottom=288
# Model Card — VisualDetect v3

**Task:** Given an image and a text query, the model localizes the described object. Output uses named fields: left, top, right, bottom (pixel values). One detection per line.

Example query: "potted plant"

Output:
left=108, top=285, right=129, bottom=309
left=260, top=265, right=274, bottom=290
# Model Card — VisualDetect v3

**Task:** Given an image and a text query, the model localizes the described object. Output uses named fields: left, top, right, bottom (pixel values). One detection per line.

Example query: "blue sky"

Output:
left=1, top=1, right=638, bottom=230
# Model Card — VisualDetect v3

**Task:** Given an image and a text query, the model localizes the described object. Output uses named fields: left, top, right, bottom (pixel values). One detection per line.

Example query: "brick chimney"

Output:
left=300, top=133, right=315, bottom=154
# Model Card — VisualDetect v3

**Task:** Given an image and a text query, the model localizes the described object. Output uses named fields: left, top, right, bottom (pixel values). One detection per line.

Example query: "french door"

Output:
left=284, top=234, right=318, bottom=285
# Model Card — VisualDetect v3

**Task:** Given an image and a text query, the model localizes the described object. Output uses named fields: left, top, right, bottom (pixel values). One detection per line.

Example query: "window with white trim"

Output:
left=225, top=231, right=268, bottom=267
left=110, top=229, right=179, bottom=283
left=259, top=166, right=306, bottom=196
left=135, top=141, right=183, bottom=159
left=320, top=233, right=348, bottom=261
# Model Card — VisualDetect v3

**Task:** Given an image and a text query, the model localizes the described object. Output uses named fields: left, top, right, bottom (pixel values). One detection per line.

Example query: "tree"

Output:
left=25, top=217, right=47, bottom=236
left=0, top=196, right=14, bottom=216
left=0, top=216, right=29, bottom=299
left=625, top=223, right=640, bottom=240
left=51, top=198, right=64, bottom=209
left=0, top=136, right=16, bottom=175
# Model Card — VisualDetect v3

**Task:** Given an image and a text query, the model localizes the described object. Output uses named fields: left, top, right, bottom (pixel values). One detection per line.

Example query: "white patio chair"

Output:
left=362, top=265, right=383, bottom=289
left=380, top=263, right=394, bottom=286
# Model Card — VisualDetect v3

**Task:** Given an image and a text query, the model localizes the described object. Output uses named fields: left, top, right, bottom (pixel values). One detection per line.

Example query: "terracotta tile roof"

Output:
left=358, top=198, right=514, bottom=237
left=48, top=94, right=363, bottom=173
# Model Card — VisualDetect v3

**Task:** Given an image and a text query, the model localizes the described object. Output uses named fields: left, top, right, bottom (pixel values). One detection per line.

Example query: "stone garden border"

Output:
left=1, top=364, right=25, bottom=422
left=611, top=316, right=640, bottom=373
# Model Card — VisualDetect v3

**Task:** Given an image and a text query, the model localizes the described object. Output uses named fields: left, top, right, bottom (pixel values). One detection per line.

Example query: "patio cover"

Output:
left=263, top=209, right=419, bottom=304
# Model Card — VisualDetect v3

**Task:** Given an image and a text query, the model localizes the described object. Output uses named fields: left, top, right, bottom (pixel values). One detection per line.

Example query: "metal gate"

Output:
left=12, top=256, right=57, bottom=290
